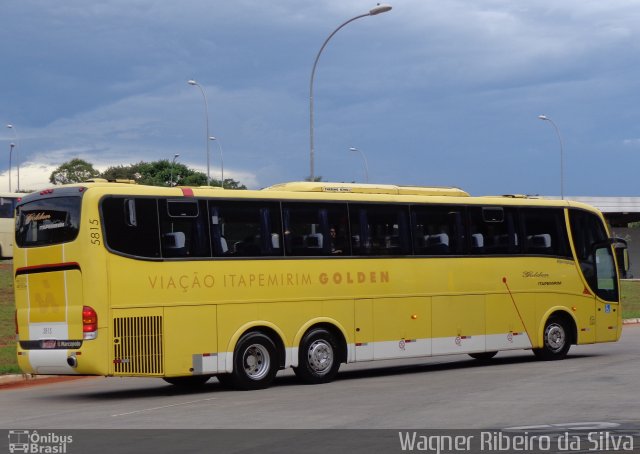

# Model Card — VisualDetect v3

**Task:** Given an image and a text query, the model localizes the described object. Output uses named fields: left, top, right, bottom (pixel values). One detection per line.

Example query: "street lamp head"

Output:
left=6, top=124, right=13, bottom=129
left=349, top=147, right=358, bottom=152
left=187, top=80, right=198, bottom=86
left=174, top=153, right=180, bottom=159
left=9, top=143, right=15, bottom=149
left=538, top=115, right=549, bottom=121
left=369, top=3, right=392, bottom=15
left=209, top=136, right=217, bottom=141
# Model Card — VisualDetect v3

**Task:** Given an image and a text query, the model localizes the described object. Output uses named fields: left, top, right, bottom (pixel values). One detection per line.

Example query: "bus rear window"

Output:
left=16, top=197, right=81, bottom=247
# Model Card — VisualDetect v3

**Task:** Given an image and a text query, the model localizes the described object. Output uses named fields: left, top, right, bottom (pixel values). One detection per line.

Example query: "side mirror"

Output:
left=590, top=238, right=629, bottom=278
left=613, top=238, right=630, bottom=276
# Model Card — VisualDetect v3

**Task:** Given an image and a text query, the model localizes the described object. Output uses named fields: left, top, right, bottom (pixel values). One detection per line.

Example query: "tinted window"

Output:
left=159, top=199, right=211, bottom=258
left=102, top=197, right=161, bottom=258
left=570, top=209, right=608, bottom=263
left=468, top=207, right=518, bottom=255
left=350, top=204, right=411, bottom=255
left=411, top=205, right=463, bottom=255
left=209, top=201, right=282, bottom=257
left=521, top=208, right=570, bottom=257
left=0, top=197, right=17, bottom=219
left=16, top=197, right=81, bottom=247
left=569, top=209, right=616, bottom=300
left=282, top=203, right=350, bottom=256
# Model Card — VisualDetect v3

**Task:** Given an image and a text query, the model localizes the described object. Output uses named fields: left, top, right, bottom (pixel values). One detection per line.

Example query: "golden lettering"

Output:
left=166, top=277, right=176, bottom=289
left=25, top=212, right=52, bottom=224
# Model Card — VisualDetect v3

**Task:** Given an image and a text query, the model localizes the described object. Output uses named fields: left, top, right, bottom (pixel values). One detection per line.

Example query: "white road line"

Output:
left=111, top=397, right=218, bottom=417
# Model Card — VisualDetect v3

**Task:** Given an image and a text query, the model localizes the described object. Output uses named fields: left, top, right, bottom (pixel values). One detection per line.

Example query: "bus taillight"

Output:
left=83, top=306, right=98, bottom=340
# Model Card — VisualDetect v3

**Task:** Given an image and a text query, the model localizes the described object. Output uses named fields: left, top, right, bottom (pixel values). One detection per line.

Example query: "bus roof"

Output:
left=17, top=181, right=604, bottom=215
left=263, top=182, right=470, bottom=197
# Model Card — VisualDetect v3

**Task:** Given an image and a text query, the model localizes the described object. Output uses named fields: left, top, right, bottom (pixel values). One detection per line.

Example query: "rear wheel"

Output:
left=293, top=328, right=341, bottom=384
left=163, top=375, right=211, bottom=388
left=469, top=351, right=498, bottom=361
left=533, top=316, right=572, bottom=360
left=228, top=332, right=279, bottom=390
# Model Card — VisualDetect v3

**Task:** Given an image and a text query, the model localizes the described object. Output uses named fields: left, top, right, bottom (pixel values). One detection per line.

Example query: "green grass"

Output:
left=0, top=265, right=639, bottom=375
left=621, top=280, right=640, bottom=319
left=0, top=262, right=20, bottom=374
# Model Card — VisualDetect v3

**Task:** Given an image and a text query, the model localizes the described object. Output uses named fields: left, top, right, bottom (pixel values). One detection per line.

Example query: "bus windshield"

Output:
left=16, top=196, right=82, bottom=247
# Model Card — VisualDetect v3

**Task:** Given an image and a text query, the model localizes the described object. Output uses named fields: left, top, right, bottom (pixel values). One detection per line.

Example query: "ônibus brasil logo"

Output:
left=8, top=430, right=73, bottom=453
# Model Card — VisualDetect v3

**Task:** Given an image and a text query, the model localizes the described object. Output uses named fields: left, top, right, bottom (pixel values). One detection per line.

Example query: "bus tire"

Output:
left=469, top=351, right=497, bottom=361
left=533, top=316, right=571, bottom=361
left=163, top=375, right=211, bottom=388
left=294, top=328, right=341, bottom=384
left=230, top=332, right=279, bottom=390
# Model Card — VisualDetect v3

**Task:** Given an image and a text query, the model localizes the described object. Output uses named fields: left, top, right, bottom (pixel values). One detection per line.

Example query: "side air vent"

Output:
left=113, top=316, right=164, bottom=375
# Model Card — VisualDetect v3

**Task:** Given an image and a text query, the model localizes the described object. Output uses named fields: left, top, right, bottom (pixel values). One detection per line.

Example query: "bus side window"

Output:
left=210, top=201, right=283, bottom=257
left=521, top=208, right=570, bottom=257
left=411, top=205, right=463, bottom=255
left=350, top=204, right=410, bottom=256
left=0, top=197, right=16, bottom=218
left=102, top=197, right=161, bottom=258
left=282, top=202, right=349, bottom=256
left=569, top=209, right=615, bottom=300
left=159, top=199, right=211, bottom=258
left=468, top=207, right=518, bottom=255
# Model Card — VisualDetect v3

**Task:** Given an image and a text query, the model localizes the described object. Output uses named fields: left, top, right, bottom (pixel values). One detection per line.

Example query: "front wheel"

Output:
left=293, top=328, right=341, bottom=384
left=533, top=316, right=572, bottom=360
left=228, top=332, right=279, bottom=390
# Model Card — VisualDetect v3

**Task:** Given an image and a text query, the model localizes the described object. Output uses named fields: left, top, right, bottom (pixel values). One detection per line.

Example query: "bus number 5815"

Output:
left=89, top=219, right=101, bottom=245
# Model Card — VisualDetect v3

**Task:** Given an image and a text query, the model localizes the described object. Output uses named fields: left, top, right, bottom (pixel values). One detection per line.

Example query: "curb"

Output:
left=0, top=374, right=88, bottom=388
left=0, top=374, right=43, bottom=385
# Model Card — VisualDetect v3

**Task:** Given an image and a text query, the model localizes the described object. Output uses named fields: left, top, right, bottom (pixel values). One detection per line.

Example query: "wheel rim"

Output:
left=242, top=343, right=271, bottom=381
left=307, top=339, right=334, bottom=375
left=545, top=323, right=566, bottom=353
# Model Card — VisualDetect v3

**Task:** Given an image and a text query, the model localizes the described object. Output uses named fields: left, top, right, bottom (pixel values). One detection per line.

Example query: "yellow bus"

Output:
left=13, top=181, right=627, bottom=390
left=0, top=192, right=21, bottom=258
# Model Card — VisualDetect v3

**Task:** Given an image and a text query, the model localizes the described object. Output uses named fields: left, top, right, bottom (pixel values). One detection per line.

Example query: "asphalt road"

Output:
left=1, top=325, right=639, bottom=432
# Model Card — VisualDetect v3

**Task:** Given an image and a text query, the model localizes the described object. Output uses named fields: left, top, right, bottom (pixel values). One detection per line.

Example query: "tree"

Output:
left=49, top=159, right=100, bottom=185
left=100, top=160, right=246, bottom=189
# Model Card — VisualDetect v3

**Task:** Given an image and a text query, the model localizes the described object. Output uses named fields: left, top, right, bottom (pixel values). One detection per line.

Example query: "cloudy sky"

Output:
left=2, top=0, right=640, bottom=196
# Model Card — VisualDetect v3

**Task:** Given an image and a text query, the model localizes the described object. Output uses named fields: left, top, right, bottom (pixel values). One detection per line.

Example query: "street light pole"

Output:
left=8, top=143, right=14, bottom=192
left=349, top=147, right=369, bottom=183
left=209, top=136, right=225, bottom=188
left=309, top=4, right=392, bottom=181
left=6, top=124, right=18, bottom=191
left=170, top=153, right=180, bottom=187
left=538, top=114, right=565, bottom=200
left=188, top=80, right=211, bottom=185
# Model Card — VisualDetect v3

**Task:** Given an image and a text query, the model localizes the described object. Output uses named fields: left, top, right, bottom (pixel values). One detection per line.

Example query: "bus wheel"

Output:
left=469, top=351, right=497, bottom=361
left=294, top=328, right=341, bottom=384
left=230, top=332, right=278, bottom=390
left=533, top=316, right=571, bottom=361
left=163, top=375, right=211, bottom=388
